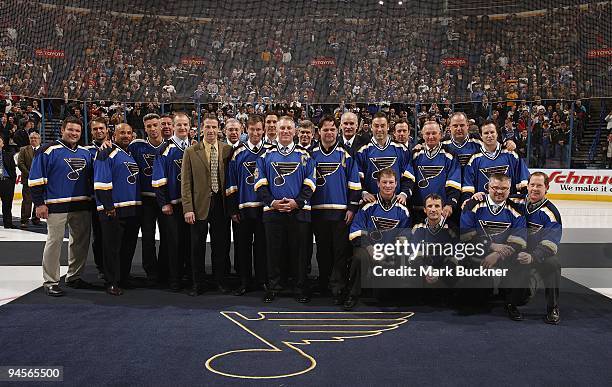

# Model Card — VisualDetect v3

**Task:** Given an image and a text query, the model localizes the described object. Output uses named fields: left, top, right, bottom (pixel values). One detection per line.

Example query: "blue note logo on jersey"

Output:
left=370, top=216, right=401, bottom=241
left=143, top=153, right=155, bottom=176
left=243, top=161, right=257, bottom=185
left=174, top=159, right=182, bottom=181
left=124, top=162, right=140, bottom=184
left=457, top=154, right=472, bottom=167
left=315, top=162, right=340, bottom=186
left=527, top=221, right=543, bottom=235
left=479, top=165, right=509, bottom=190
left=478, top=220, right=511, bottom=239
left=369, top=157, right=396, bottom=180
left=271, top=162, right=299, bottom=186
left=64, top=158, right=87, bottom=181
left=416, top=165, right=444, bottom=188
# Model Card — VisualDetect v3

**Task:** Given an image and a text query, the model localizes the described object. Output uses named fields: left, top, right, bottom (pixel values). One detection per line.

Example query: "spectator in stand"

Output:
left=606, top=132, right=612, bottom=169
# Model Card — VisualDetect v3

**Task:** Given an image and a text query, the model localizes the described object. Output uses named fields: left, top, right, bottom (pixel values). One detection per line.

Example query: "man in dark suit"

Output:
left=0, top=136, right=18, bottom=228
left=338, top=112, right=367, bottom=156
left=182, top=114, right=233, bottom=295
left=17, top=131, right=41, bottom=228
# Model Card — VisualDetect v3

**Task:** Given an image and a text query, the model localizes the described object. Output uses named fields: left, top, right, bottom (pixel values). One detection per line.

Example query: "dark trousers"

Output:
left=91, top=207, right=104, bottom=272
left=313, top=219, right=350, bottom=294
left=499, top=257, right=532, bottom=305
left=163, top=203, right=191, bottom=287
left=190, top=193, right=229, bottom=287
left=20, top=183, right=37, bottom=223
left=347, top=247, right=370, bottom=297
left=141, top=197, right=168, bottom=280
left=535, top=256, right=561, bottom=310
left=237, top=217, right=267, bottom=287
left=264, top=215, right=309, bottom=294
left=231, top=220, right=240, bottom=274
left=0, top=178, right=15, bottom=227
left=100, top=215, right=140, bottom=286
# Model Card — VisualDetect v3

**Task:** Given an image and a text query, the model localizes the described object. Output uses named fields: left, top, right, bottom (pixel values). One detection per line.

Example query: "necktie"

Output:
left=210, top=145, right=219, bottom=193
left=282, top=146, right=288, bottom=153
left=0, top=151, right=5, bottom=178
left=253, top=146, right=259, bottom=153
left=345, top=141, right=350, bottom=148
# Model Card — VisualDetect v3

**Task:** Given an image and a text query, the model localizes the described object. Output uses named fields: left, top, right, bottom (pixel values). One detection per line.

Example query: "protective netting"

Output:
left=1, top=0, right=610, bottom=104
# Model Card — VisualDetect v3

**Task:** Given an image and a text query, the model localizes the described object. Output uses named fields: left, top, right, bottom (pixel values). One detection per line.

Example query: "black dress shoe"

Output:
left=106, top=285, right=123, bottom=296
left=169, top=282, right=182, bottom=292
left=32, top=218, right=41, bottom=226
left=4, top=224, right=17, bottom=229
left=343, top=295, right=359, bottom=311
left=188, top=286, right=204, bottom=297
left=544, top=307, right=560, bottom=325
left=296, top=294, right=311, bottom=304
left=505, top=303, right=523, bottom=321
left=66, top=278, right=96, bottom=289
left=263, top=290, right=276, bottom=303
left=45, top=285, right=64, bottom=297
left=217, top=285, right=231, bottom=294
left=332, top=292, right=345, bottom=306
left=233, top=286, right=247, bottom=296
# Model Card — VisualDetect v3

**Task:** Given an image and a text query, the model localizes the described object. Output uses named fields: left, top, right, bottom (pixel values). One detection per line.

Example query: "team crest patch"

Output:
left=370, top=216, right=401, bottom=241
left=174, top=159, right=183, bottom=181
left=527, top=222, right=543, bottom=235
left=478, top=220, right=511, bottom=240
left=243, top=161, right=257, bottom=185
left=369, top=157, right=396, bottom=180
left=315, top=162, right=340, bottom=186
left=124, top=162, right=140, bottom=184
left=64, top=158, right=87, bottom=181
left=417, top=165, right=444, bottom=188
left=271, top=162, right=299, bottom=186
left=457, top=154, right=472, bottom=167
left=142, top=153, right=155, bottom=176
left=479, top=165, right=509, bottom=190
left=205, top=311, right=413, bottom=379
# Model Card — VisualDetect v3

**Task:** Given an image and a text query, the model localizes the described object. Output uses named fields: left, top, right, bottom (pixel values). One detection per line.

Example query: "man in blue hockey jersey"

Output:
left=94, top=123, right=142, bottom=296
left=226, top=115, right=269, bottom=296
left=152, top=113, right=191, bottom=292
left=344, top=168, right=411, bottom=310
left=510, top=172, right=563, bottom=324
left=442, top=112, right=483, bottom=170
left=460, top=173, right=529, bottom=321
left=356, top=112, right=414, bottom=206
left=462, top=120, right=529, bottom=205
left=311, top=115, right=362, bottom=305
left=411, top=120, right=461, bottom=225
left=29, top=117, right=94, bottom=296
left=129, top=113, right=167, bottom=284
left=84, top=118, right=110, bottom=279
left=255, top=116, right=316, bottom=303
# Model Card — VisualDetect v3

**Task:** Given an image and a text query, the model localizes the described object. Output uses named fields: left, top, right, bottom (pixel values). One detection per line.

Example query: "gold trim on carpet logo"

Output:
left=205, top=311, right=413, bottom=379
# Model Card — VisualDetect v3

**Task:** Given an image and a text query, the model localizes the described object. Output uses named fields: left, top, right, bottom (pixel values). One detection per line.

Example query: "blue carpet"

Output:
left=1, top=278, right=612, bottom=386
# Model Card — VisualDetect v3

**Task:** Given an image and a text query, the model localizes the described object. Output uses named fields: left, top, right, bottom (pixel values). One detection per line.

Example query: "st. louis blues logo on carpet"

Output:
left=243, top=161, right=257, bottom=185
left=479, top=165, right=509, bottom=190
left=142, top=153, right=155, bottom=176
left=64, top=158, right=87, bottom=181
left=272, top=162, right=299, bottom=186
left=478, top=220, right=511, bottom=239
left=315, top=162, right=340, bottom=186
left=369, top=157, right=396, bottom=180
left=174, top=159, right=183, bottom=181
left=124, top=162, right=140, bottom=184
left=370, top=216, right=400, bottom=241
left=205, top=311, right=413, bottom=379
left=417, top=165, right=444, bottom=188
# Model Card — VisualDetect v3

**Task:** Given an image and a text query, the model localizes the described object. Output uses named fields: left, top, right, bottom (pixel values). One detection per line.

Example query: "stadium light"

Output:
left=378, top=1, right=384, bottom=4
left=398, top=1, right=403, bottom=4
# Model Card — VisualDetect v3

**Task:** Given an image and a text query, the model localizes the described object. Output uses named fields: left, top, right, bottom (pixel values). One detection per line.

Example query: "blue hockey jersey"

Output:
left=225, top=142, right=270, bottom=219
left=254, top=143, right=316, bottom=222
left=460, top=195, right=527, bottom=253
left=29, top=140, right=93, bottom=213
left=129, top=138, right=164, bottom=198
left=509, top=195, right=562, bottom=263
left=152, top=139, right=184, bottom=207
left=411, top=144, right=461, bottom=209
left=310, top=142, right=362, bottom=221
left=412, top=218, right=458, bottom=266
left=355, top=138, right=415, bottom=197
left=83, top=141, right=103, bottom=160
left=461, top=145, right=529, bottom=203
left=349, top=195, right=411, bottom=247
left=94, top=144, right=142, bottom=218
left=441, top=136, right=482, bottom=169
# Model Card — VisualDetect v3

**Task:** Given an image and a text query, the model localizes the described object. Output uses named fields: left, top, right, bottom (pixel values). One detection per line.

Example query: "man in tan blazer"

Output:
left=182, top=115, right=232, bottom=296
left=17, top=131, right=41, bottom=227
